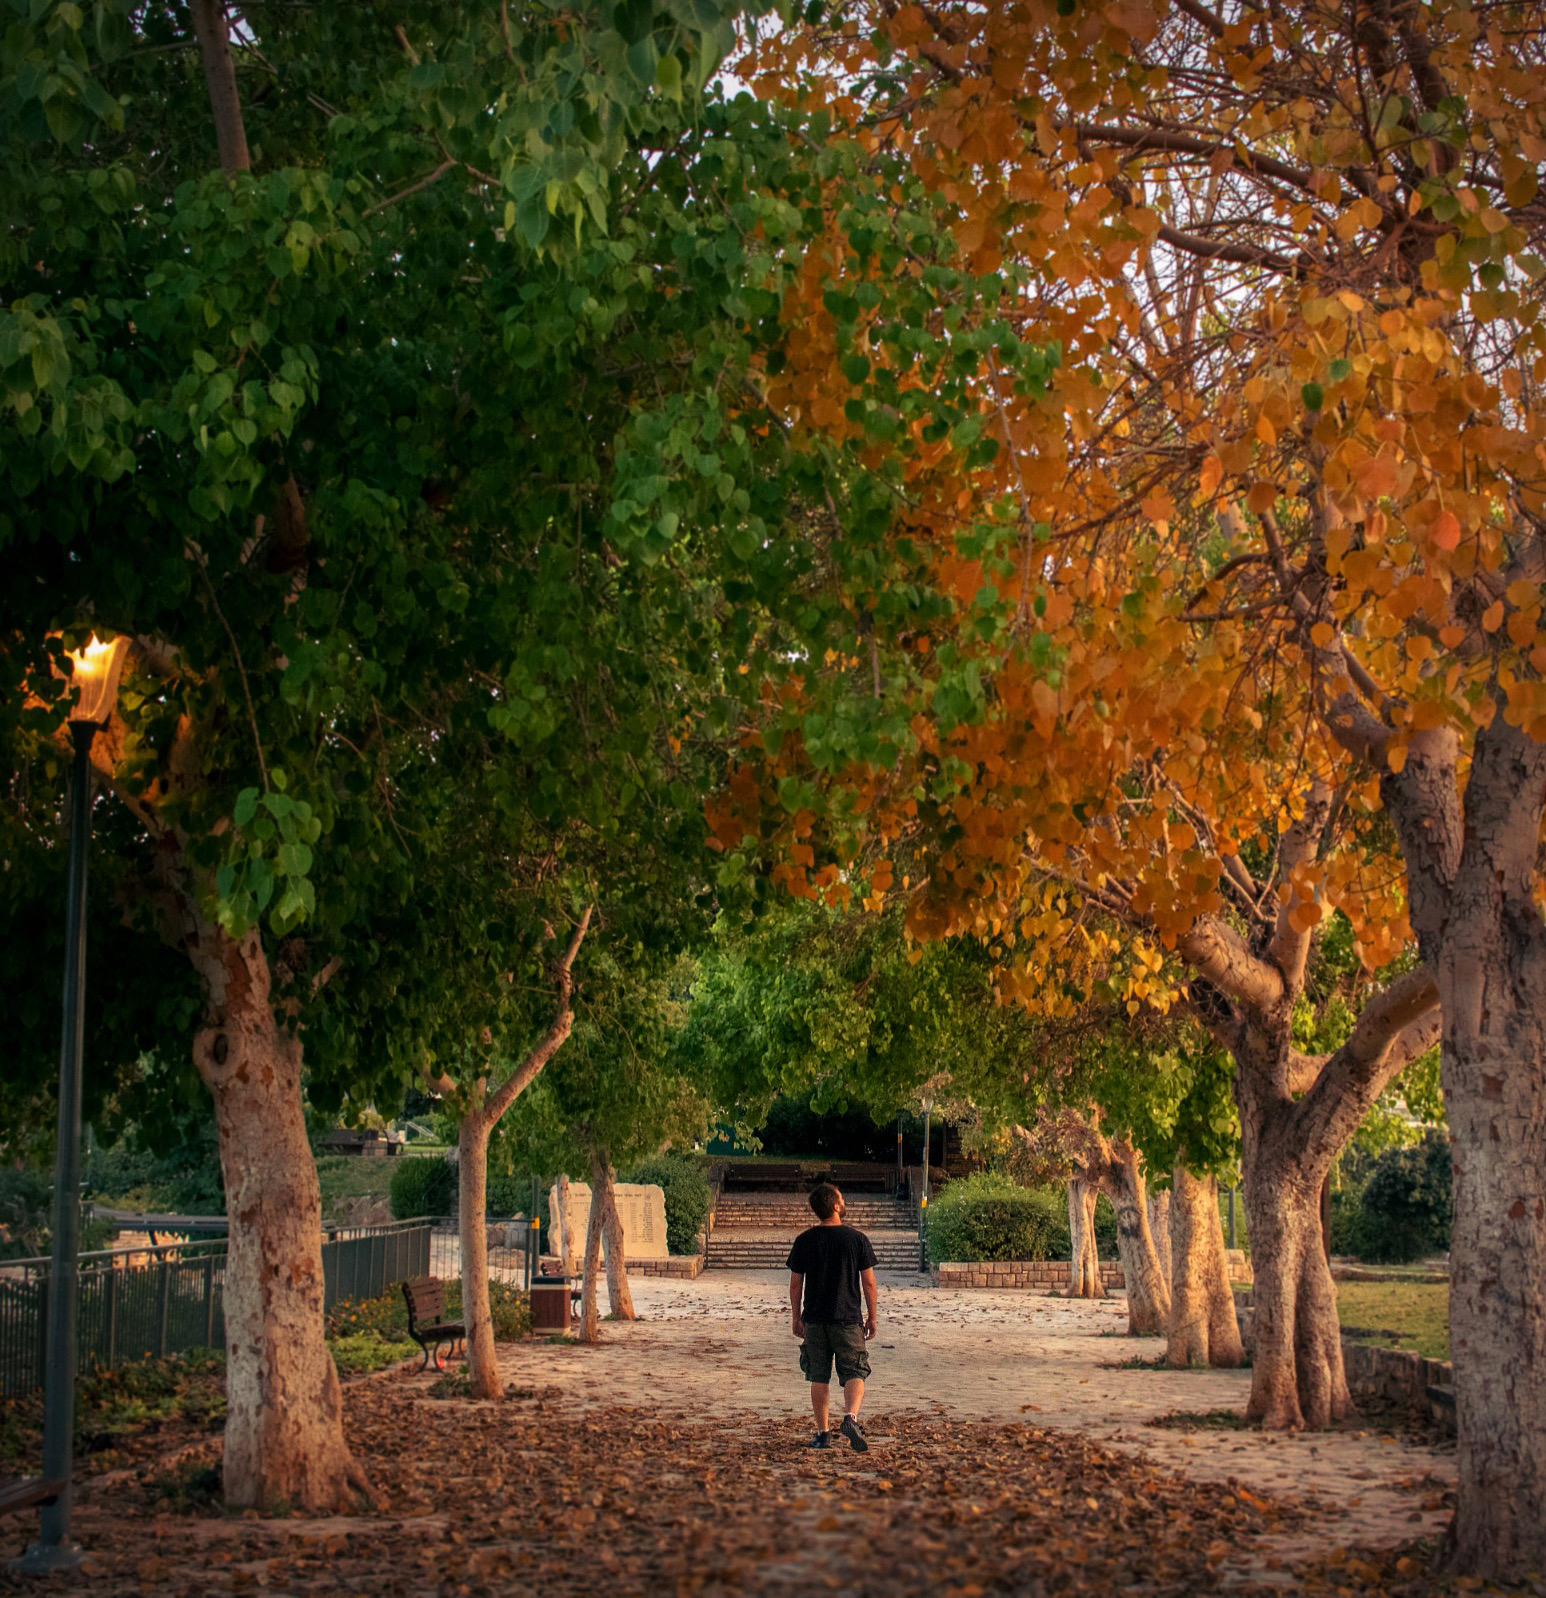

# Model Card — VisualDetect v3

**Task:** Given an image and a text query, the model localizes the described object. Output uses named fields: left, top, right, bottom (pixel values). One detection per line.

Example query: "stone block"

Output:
left=548, top=1181, right=669, bottom=1272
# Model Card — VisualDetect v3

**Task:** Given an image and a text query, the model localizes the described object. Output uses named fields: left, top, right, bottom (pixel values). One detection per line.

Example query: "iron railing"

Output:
left=0, top=1220, right=432, bottom=1397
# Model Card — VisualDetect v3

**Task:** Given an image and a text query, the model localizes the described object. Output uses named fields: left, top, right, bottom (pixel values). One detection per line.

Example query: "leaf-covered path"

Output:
left=0, top=1273, right=1480, bottom=1596
left=517, top=1270, right=1457, bottom=1566
left=1, top=1390, right=1349, bottom=1596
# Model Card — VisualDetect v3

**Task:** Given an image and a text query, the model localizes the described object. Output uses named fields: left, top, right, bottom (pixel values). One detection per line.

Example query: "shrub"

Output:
left=0, top=1167, right=53, bottom=1260
left=389, top=1154, right=456, bottom=1220
left=624, top=1153, right=711, bottom=1255
left=1349, top=1134, right=1452, bottom=1264
left=925, top=1173, right=1067, bottom=1263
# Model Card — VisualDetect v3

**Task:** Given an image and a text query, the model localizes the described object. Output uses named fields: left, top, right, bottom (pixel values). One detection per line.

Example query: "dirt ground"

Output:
left=0, top=1270, right=1483, bottom=1597
left=516, top=1270, right=1457, bottom=1570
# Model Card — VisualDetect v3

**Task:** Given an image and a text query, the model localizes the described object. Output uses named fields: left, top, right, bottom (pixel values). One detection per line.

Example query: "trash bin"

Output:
left=530, top=1279, right=573, bottom=1332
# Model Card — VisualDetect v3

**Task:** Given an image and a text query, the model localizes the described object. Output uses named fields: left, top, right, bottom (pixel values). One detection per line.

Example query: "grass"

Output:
left=1146, top=1409, right=1251, bottom=1431
left=1336, top=1279, right=1450, bottom=1361
left=315, top=1154, right=397, bottom=1219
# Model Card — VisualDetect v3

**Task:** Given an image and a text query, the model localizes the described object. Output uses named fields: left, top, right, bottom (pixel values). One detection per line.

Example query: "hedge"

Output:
left=389, top=1155, right=457, bottom=1220
left=925, top=1174, right=1069, bottom=1263
left=623, top=1153, right=711, bottom=1255
left=1332, top=1133, right=1451, bottom=1263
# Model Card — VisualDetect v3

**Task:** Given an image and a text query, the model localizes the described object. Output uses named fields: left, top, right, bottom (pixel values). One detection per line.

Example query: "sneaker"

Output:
left=840, top=1415, right=868, bottom=1453
left=807, top=1431, right=832, bottom=1450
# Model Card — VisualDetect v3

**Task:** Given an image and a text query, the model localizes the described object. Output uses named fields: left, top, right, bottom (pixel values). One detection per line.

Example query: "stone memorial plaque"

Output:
left=547, top=1181, right=669, bottom=1272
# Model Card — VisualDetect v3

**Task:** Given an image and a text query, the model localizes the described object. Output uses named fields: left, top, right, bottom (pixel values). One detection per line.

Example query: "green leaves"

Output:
left=215, top=782, right=324, bottom=938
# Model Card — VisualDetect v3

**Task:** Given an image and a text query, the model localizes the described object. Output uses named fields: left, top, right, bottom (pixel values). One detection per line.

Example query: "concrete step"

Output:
left=713, top=1206, right=913, bottom=1225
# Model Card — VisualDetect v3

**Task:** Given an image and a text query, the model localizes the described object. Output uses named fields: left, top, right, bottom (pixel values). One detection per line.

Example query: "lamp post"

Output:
left=918, top=1093, right=934, bottom=1273
left=16, top=635, right=128, bottom=1574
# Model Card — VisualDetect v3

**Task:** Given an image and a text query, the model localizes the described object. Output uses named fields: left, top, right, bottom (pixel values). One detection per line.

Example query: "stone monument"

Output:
left=548, top=1181, right=669, bottom=1274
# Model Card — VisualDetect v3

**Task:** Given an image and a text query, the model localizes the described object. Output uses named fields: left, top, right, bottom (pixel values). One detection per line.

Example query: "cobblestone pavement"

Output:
left=504, top=1269, right=1456, bottom=1575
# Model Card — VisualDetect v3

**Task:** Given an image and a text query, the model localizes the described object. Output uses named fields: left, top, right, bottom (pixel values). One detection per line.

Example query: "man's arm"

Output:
left=789, top=1272, right=805, bottom=1338
left=861, top=1266, right=878, bottom=1339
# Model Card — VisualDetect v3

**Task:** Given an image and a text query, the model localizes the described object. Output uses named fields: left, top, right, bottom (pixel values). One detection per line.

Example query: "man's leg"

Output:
left=810, top=1383, right=830, bottom=1432
left=842, top=1377, right=865, bottom=1420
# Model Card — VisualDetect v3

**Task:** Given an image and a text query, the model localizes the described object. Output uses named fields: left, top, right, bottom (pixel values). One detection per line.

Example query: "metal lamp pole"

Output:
left=918, top=1096, right=933, bottom=1273
left=16, top=636, right=128, bottom=1574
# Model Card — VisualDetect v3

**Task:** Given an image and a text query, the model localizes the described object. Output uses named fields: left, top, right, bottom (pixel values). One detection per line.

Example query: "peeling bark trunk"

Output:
left=448, top=909, right=590, bottom=1395
left=578, top=1174, right=606, bottom=1345
left=458, top=1110, right=498, bottom=1399
left=1380, top=719, right=1546, bottom=1576
left=1104, top=1147, right=1171, bottom=1336
left=186, top=921, right=371, bottom=1511
left=1235, top=1019, right=1353, bottom=1429
left=1443, top=961, right=1546, bottom=1575
left=1166, top=1165, right=1243, bottom=1369
left=556, top=1173, right=575, bottom=1273
left=1242, top=1159, right=1348, bottom=1426
left=1147, top=1187, right=1172, bottom=1298
left=593, top=1150, right=636, bottom=1321
left=1067, top=1178, right=1105, bottom=1297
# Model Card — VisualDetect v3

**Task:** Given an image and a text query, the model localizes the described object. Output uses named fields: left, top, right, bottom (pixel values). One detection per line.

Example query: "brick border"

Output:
left=627, top=1255, right=704, bottom=1279
left=1235, top=1293, right=1454, bottom=1431
left=930, top=1250, right=1253, bottom=1291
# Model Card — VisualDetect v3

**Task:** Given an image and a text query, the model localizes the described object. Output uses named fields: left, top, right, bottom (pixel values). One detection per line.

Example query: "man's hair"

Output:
left=809, top=1183, right=841, bottom=1220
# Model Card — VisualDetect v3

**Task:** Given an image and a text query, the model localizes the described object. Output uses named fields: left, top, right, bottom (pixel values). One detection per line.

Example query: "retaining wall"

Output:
left=931, top=1249, right=1253, bottom=1291
left=627, top=1255, right=705, bottom=1279
left=1235, top=1292, right=1454, bottom=1432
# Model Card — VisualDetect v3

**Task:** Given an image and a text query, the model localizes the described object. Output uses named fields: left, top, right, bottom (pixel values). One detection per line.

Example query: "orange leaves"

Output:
left=1431, top=509, right=1462, bottom=551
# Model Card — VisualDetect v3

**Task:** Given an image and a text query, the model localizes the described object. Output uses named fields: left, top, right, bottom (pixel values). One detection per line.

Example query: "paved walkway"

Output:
left=504, top=1270, right=1455, bottom=1573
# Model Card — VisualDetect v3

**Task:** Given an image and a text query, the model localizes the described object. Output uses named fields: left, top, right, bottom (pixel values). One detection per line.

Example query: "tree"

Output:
left=736, top=0, right=1546, bottom=1570
left=4, top=0, right=913, bottom=1508
left=707, top=0, right=1474, bottom=1443
left=431, top=909, right=591, bottom=1400
left=501, top=953, right=712, bottom=1344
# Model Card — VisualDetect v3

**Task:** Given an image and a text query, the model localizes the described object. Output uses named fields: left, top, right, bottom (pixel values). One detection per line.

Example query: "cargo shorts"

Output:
left=798, top=1321, right=872, bottom=1385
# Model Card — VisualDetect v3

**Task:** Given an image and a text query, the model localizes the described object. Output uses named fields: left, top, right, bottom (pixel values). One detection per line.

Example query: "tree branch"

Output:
left=1262, top=781, right=1332, bottom=995
left=190, top=0, right=252, bottom=175
left=1178, top=916, right=1285, bottom=1015
left=1296, top=965, right=1440, bottom=1154
left=484, top=905, right=594, bottom=1124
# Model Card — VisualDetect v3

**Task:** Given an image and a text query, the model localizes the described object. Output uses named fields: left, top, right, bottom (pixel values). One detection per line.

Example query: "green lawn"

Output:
left=315, top=1154, right=398, bottom=1218
left=1336, top=1279, right=1450, bottom=1361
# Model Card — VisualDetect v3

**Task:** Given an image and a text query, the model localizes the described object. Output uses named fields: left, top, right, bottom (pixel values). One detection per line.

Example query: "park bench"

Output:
left=400, top=1276, right=466, bottom=1372
left=723, top=1162, right=804, bottom=1191
left=0, top=1476, right=64, bottom=1517
left=828, top=1163, right=890, bottom=1193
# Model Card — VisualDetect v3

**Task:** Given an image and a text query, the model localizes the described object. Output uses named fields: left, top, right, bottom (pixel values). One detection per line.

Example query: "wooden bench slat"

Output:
left=401, top=1277, right=466, bottom=1372
left=0, top=1477, right=65, bottom=1516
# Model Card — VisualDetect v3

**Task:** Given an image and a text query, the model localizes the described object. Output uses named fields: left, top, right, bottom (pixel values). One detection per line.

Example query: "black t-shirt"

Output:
left=786, top=1224, right=878, bottom=1325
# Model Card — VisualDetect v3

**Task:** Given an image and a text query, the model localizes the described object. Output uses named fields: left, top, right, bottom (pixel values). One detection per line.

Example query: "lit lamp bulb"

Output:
left=64, top=635, right=129, bottom=726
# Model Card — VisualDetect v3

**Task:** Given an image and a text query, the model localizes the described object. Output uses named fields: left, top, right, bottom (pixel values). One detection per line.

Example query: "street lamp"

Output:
left=918, top=1092, right=934, bottom=1273
left=15, top=634, right=128, bottom=1573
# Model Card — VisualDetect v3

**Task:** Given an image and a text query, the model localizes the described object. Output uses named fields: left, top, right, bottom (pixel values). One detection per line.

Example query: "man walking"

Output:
left=787, top=1183, right=879, bottom=1451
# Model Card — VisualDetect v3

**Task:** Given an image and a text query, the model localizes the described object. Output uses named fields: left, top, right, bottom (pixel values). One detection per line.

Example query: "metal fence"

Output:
left=0, top=1220, right=431, bottom=1398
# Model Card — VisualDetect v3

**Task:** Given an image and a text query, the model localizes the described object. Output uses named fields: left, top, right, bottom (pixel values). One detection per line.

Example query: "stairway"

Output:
left=706, top=1192, right=922, bottom=1271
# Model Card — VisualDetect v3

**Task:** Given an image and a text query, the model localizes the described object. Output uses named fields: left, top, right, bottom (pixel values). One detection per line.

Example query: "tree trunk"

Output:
left=458, top=1110, right=500, bottom=1399
left=579, top=1173, right=606, bottom=1344
left=1239, top=1137, right=1349, bottom=1428
left=1166, top=1165, right=1243, bottom=1369
left=1103, top=1144, right=1171, bottom=1336
left=555, top=1173, right=575, bottom=1273
left=1384, top=719, right=1546, bottom=1576
left=189, top=924, right=371, bottom=1511
left=594, top=1151, right=636, bottom=1322
left=1443, top=968, right=1546, bottom=1575
left=1067, top=1178, right=1105, bottom=1297
left=1147, top=1187, right=1172, bottom=1298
